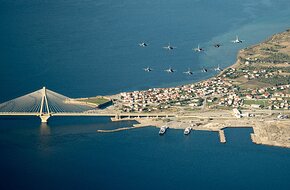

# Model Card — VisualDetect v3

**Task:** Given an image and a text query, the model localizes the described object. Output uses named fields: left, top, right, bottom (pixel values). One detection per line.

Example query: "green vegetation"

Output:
left=264, top=53, right=290, bottom=63
left=260, top=46, right=278, bottom=52
left=79, top=97, right=111, bottom=105
left=258, top=76, right=290, bottom=86
left=207, top=97, right=218, bottom=106
left=243, top=99, right=269, bottom=107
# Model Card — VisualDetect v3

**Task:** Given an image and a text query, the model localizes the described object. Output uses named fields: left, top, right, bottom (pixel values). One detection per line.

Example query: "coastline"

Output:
left=94, top=29, right=290, bottom=149
left=221, top=29, right=290, bottom=73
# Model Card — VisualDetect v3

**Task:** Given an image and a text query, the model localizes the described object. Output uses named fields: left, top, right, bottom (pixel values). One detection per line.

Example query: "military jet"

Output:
left=164, top=67, right=175, bottom=73
left=193, top=44, right=204, bottom=52
left=183, top=68, right=193, bottom=75
left=231, top=35, right=243, bottom=43
left=163, top=43, right=176, bottom=50
left=143, top=67, right=153, bottom=72
left=214, top=65, right=223, bottom=72
left=139, top=42, right=149, bottom=47
left=213, top=43, right=222, bottom=48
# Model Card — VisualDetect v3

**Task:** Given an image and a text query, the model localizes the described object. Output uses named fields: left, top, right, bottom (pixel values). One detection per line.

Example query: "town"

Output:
left=118, top=30, right=290, bottom=115
left=118, top=75, right=290, bottom=113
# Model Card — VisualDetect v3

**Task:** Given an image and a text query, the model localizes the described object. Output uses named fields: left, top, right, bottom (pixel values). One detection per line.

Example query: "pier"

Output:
left=96, top=125, right=149, bottom=133
left=218, top=130, right=226, bottom=143
left=1, top=87, right=289, bottom=149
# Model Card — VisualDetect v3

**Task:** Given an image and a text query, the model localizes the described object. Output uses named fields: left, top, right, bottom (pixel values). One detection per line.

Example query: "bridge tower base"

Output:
left=40, top=115, right=50, bottom=123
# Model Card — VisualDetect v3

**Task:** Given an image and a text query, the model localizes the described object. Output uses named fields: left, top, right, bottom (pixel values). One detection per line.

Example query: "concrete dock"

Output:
left=96, top=125, right=149, bottom=133
left=218, top=130, right=226, bottom=143
left=96, top=116, right=290, bottom=148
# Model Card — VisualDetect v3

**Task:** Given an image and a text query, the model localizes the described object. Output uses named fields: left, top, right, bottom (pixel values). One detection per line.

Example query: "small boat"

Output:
left=184, top=127, right=192, bottom=135
left=159, top=126, right=169, bottom=135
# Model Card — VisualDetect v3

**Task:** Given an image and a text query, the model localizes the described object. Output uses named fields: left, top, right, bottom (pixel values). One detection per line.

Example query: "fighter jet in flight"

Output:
left=193, top=44, right=204, bottom=52
left=139, top=42, right=149, bottom=47
left=163, top=43, right=176, bottom=50
left=164, top=67, right=175, bottom=73
left=231, top=35, right=243, bottom=43
left=143, top=67, right=153, bottom=72
left=214, top=65, right=223, bottom=72
left=183, top=68, right=193, bottom=75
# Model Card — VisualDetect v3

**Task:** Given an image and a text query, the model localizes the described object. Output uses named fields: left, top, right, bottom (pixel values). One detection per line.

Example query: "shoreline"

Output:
left=106, top=29, right=289, bottom=100
left=220, top=29, right=290, bottom=74
left=98, top=116, right=289, bottom=148
left=105, top=30, right=288, bottom=99
left=92, top=29, right=290, bottom=149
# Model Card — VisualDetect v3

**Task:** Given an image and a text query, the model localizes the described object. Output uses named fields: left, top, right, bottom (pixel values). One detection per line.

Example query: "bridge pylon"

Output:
left=0, top=86, right=95, bottom=123
left=40, top=114, right=50, bottom=123
left=39, top=87, right=51, bottom=123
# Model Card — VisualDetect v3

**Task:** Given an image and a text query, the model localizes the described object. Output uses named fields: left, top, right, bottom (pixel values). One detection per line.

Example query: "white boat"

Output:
left=159, top=126, right=169, bottom=135
left=184, top=127, right=192, bottom=135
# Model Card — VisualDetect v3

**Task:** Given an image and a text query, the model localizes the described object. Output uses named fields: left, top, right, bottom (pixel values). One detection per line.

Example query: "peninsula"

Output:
left=71, top=29, right=290, bottom=148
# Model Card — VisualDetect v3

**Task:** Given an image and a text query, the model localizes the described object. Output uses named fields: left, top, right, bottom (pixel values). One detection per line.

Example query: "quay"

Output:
left=218, top=130, right=226, bottom=143
left=1, top=87, right=289, bottom=149
left=96, top=125, right=149, bottom=133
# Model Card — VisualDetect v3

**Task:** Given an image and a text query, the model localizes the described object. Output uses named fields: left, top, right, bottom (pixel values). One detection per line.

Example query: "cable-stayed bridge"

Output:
left=0, top=87, right=175, bottom=123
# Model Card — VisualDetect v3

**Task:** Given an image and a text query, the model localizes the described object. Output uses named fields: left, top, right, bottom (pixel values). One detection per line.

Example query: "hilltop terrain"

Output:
left=224, top=29, right=290, bottom=89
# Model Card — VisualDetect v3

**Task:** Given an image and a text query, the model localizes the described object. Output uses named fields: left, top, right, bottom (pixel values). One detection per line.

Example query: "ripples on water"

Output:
left=0, top=0, right=290, bottom=189
left=0, top=117, right=290, bottom=190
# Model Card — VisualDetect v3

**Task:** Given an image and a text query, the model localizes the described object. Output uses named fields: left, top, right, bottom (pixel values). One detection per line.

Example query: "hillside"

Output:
left=222, top=29, right=290, bottom=89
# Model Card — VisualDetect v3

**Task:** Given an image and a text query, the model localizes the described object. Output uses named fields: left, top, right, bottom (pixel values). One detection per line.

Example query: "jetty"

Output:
left=97, top=124, right=149, bottom=133
left=218, top=130, right=226, bottom=143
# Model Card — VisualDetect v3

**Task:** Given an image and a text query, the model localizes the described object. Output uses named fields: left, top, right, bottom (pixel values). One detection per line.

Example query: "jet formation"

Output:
left=138, top=35, right=243, bottom=75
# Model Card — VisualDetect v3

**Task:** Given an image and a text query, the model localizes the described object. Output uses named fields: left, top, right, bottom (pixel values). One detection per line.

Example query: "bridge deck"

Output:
left=0, top=112, right=176, bottom=117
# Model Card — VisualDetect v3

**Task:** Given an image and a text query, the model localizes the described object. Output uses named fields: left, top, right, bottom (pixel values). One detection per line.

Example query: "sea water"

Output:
left=0, top=0, right=290, bottom=189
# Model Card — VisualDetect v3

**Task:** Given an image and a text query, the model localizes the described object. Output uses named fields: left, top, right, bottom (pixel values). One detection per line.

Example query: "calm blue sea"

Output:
left=0, top=0, right=290, bottom=189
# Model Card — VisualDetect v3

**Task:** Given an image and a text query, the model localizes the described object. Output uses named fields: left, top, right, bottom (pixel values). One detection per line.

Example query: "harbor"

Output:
left=97, top=124, right=228, bottom=143
left=1, top=0, right=290, bottom=189
left=96, top=115, right=290, bottom=148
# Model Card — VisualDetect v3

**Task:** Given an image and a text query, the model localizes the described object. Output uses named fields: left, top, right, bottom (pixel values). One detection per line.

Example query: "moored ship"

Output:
left=159, top=126, right=169, bottom=135
left=184, top=127, right=192, bottom=135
